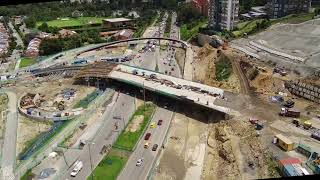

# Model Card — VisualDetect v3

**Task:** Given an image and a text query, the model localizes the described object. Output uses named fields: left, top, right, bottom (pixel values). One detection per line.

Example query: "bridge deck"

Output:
left=109, top=65, right=231, bottom=114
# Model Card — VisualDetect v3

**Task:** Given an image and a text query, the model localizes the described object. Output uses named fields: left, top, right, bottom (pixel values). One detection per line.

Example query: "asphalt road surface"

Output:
left=1, top=91, right=18, bottom=180
left=59, top=93, right=135, bottom=180
left=118, top=107, right=173, bottom=180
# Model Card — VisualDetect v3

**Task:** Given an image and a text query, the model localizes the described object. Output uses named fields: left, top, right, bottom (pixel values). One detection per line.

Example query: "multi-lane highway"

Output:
left=57, top=93, right=135, bottom=180
left=118, top=107, right=174, bottom=180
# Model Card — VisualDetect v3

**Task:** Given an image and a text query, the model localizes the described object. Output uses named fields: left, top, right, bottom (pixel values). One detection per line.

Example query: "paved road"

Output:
left=1, top=91, right=18, bottom=180
left=58, top=93, right=135, bottom=180
left=7, top=21, right=24, bottom=71
left=118, top=107, right=173, bottom=180
left=158, top=12, right=182, bottom=78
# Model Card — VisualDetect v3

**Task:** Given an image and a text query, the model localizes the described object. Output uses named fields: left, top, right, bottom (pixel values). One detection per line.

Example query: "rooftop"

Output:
left=103, top=18, right=132, bottom=23
left=276, top=134, right=293, bottom=145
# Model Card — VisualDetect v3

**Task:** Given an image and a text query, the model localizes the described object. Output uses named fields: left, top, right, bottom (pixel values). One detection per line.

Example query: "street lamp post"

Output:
left=87, top=141, right=95, bottom=180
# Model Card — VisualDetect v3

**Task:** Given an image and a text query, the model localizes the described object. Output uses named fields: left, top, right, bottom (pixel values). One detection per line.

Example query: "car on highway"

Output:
left=150, top=122, right=156, bottom=128
left=136, top=158, right=144, bottom=167
left=152, top=144, right=159, bottom=151
left=144, top=142, right=150, bottom=149
left=145, top=133, right=151, bottom=140
left=158, top=119, right=163, bottom=125
left=70, top=160, right=83, bottom=177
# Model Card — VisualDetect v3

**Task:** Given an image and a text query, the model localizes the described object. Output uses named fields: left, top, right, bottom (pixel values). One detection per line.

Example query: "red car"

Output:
left=157, top=120, right=163, bottom=126
left=144, top=133, right=151, bottom=140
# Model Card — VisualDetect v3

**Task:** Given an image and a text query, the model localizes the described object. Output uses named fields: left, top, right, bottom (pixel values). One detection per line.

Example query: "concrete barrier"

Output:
left=285, top=81, right=320, bottom=104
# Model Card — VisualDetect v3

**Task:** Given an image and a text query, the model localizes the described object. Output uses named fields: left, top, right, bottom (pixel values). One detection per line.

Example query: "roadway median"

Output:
left=89, top=103, right=156, bottom=180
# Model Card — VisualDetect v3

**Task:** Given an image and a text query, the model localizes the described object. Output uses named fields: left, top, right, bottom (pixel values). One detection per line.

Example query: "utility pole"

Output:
left=143, top=82, right=146, bottom=110
left=88, top=141, right=95, bottom=180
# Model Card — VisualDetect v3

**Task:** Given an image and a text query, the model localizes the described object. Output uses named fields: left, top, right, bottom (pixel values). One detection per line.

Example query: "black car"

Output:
left=152, top=144, right=158, bottom=151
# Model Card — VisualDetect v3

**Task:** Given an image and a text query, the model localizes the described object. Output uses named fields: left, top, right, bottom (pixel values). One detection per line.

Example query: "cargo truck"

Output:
left=279, top=108, right=300, bottom=118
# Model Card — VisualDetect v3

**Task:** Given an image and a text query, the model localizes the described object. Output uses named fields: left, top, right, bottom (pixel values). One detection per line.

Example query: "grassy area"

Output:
left=73, top=90, right=101, bottom=109
left=36, top=17, right=106, bottom=28
left=113, top=104, right=155, bottom=151
left=215, top=54, right=232, bottom=81
left=271, top=13, right=315, bottom=24
left=19, top=57, right=37, bottom=68
left=232, top=19, right=265, bottom=37
left=89, top=149, right=130, bottom=180
left=20, top=169, right=34, bottom=180
left=180, top=19, right=207, bottom=41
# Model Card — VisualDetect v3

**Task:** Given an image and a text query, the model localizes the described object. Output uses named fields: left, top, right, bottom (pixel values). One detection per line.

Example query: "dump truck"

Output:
left=279, top=108, right=300, bottom=118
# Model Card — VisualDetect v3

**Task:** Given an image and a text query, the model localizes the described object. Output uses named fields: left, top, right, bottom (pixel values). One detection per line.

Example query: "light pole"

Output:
left=87, top=141, right=95, bottom=180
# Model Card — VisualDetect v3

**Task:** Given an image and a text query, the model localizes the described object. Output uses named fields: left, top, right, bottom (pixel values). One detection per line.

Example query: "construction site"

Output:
left=0, top=11, right=320, bottom=180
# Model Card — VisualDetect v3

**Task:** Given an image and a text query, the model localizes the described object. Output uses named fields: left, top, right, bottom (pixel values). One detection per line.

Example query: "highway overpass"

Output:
left=108, top=64, right=233, bottom=115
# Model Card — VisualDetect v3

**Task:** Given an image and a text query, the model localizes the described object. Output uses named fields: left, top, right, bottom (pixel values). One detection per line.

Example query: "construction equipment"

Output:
left=292, top=119, right=300, bottom=127
left=283, top=99, right=295, bottom=108
left=256, top=122, right=264, bottom=130
left=303, top=121, right=312, bottom=130
left=279, top=108, right=300, bottom=118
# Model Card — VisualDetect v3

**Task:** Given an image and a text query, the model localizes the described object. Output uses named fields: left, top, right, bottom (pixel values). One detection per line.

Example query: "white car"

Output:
left=136, top=158, right=144, bottom=167
left=70, top=160, right=83, bottom=177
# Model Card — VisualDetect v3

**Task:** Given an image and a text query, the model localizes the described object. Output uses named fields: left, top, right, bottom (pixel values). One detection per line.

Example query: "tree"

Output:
left=25, top=16, right=36, bottom=28
left=38, top=22, right=49, bottom=32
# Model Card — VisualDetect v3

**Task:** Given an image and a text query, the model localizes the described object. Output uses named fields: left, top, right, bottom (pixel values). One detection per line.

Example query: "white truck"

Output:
left=70, top=160, right=83, bottom=177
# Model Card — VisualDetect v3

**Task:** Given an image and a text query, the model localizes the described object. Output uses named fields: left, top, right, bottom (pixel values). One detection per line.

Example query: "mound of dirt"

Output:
left=251, top=72, right=287, bottom=94
left=194, top=44, right=240, bottom=93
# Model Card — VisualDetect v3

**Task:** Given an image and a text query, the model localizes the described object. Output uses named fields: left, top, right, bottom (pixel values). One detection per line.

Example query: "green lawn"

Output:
left=215, top=54, right=232, bottom=81
left=113, top=104, right=155, bottom=151
left=36, top=17, right=106, bottom=28
left=180, top=19, right=207, bottom=41
left=89, top=149, right=129, bottom=180
left=271, top=13, right=315, bottom=24
left=19, top=57, right=37, bottom=68
left=233, top=19, right=264, bottom=37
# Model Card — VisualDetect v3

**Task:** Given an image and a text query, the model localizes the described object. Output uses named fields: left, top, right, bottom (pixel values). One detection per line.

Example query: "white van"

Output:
left=70, top=160, right=83, bottom=177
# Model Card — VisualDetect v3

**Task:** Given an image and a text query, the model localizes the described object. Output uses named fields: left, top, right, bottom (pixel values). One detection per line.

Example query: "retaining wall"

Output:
left=285, top=80, right=320, bottom=104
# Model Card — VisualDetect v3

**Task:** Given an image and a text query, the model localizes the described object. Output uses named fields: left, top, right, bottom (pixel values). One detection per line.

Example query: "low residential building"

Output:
left=0, top=23, right=9, bottom=56
left=102, top=18, right=134, bottom=29
left=58, top=29, right=77, bottom=38
left=113, top=29, right=134, bottom=40
left=25, top=38, right=41, bottom=57
left=266, top=0, right=311, bottom=19
left=99, top=31, right=118, bottom=38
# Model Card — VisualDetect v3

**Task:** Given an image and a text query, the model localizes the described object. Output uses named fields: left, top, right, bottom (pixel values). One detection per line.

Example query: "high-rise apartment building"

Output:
left=208, top=0, right=239, bottom=31
left=266, top=0, right=311, bottom=19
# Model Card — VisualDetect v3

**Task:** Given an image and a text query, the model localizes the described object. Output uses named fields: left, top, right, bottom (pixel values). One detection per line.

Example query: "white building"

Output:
left=208, top=0, right=239, bottom=31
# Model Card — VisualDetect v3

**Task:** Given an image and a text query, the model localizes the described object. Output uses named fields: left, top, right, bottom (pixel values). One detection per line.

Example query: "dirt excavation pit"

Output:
left=154, top=105, right=224, bottom=180
left=193, top=44, right=240, bottom=93
left=126, top=115, right=144, bottom=133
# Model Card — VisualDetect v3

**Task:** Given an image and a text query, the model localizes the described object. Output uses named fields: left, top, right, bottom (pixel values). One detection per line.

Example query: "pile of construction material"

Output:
left=285, top=80, right=320, bottom=104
